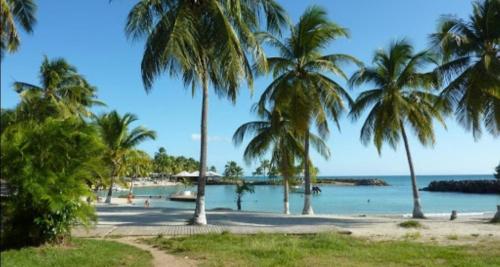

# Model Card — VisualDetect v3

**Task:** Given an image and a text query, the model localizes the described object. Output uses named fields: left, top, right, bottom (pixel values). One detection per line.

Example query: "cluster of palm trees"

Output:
left=2, top=0, right=498, bottom=224
left=152, top=147, right=201, bottom=176
left=123, top=0, right=497, bottom=223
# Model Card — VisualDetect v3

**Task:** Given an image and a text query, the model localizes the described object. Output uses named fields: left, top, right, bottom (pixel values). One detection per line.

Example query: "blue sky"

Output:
left=1, top=0, right=498, bottom=175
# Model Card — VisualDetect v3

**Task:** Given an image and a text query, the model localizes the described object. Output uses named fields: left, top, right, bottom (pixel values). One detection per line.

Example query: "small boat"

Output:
left=169, top=190, right=197, bottom=202
left=290, top=186, right=305, bottom=193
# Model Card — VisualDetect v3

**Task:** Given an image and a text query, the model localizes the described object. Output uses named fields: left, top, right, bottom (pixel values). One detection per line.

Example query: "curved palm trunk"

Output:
left=193, top=78, right=208, bottom=225
left=284, top=175, right=290, bottom=214
left=400, top=121, right=425, bottom=219
left=302, top=130, right=314, bottom=215
left=105, top=176, right=114, bottom=204
left=105, top=165, right=117, bottom=204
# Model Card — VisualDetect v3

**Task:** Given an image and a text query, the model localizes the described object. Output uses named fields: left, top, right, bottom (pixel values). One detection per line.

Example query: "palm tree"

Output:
left=235, top=181, right=255, bottom=211
left=430, top=0, right=500, bottom=138
left=233, top=108, right=329, bottom=214
left=13, top=56, right=103, bottom=119
left=223, top=161, right=244, bottom=180
left=124, top=149, right=153, bottom=193
left=1, top=0, right=37, bottom=58
left=256, top=6, right=359, bottom=214
left=349, top=40, right=447, bottom=219
left=125, top=0, right=287, bottom=225
left=94, top=111, right=156, bottom=204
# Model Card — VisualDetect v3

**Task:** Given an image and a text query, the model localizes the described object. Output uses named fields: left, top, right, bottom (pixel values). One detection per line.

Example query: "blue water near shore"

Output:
left=129, top=174, right=499, bottom=216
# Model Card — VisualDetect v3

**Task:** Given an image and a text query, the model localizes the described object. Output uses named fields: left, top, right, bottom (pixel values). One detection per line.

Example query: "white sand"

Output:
left=75, top=205, right=500, bottom=244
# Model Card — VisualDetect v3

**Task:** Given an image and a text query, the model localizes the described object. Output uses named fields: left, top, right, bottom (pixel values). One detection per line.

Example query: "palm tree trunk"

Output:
left=400, top=121, right=425, bottom=219
left=302, top=130, right=314, bottom=215
left=105, top=164, right=117, bottom=204
left=284, top=175, right=290, bottom=214
left=193, top=76, right=208, bottom=225
left=105, top=176, right=114, bottom=204
left=237, top=195, right=242, bottom=211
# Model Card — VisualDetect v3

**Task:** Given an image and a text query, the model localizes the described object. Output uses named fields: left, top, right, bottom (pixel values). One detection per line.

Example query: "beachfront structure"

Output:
left=172, top=171, right=222, bottom=182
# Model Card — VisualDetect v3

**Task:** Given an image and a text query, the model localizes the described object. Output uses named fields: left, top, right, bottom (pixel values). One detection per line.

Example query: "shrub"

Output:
left=398, top=220, right=422, bottom=228
left=0, top=118, right=106, bottom=248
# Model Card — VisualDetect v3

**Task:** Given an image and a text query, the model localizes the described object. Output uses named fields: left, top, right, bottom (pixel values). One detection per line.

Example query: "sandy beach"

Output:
left=74, top=202, right=499, bottom=245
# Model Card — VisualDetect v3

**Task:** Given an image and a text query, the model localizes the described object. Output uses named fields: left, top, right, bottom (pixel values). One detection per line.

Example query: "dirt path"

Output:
left=116, top=237, right=197, bottom=267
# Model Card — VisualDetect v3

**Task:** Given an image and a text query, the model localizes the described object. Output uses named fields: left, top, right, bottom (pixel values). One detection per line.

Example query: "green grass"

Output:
left=1, top=238, right=152, bottom=267
left=144, top=232, right=500, bottom=267
left=398, top=220, right=422, bottom=228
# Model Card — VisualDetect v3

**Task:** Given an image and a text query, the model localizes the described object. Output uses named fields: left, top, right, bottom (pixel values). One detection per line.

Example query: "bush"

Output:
left=398, top=220, right=422, bottom=228
left=1, top=118, right=106, bottom=248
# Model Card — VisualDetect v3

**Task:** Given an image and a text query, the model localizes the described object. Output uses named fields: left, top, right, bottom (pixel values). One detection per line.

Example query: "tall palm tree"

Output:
left=1, top=0, right=37, bottom=58
left=430, top=0, right=500, bottom=138
left=94, top=111, right=156, bottom=204
left=125, top=0, right=287, bottom=225
left=13, top=56, right=103, bottom=119
left=233, top=108, right=329, bottom=214
left=256, top=6, right=359, bottom=214
left=349, top=40, right=447, bottom=218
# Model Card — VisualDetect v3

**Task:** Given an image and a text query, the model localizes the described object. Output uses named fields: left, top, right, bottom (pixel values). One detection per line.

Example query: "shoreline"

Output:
left=95, top=198, right=496, bottom=218
left=75, top=204, right=500, bottom=245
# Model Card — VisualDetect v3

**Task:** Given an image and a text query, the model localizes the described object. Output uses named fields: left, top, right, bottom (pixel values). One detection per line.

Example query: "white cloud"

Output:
left=191, top=134, right=230, bottom=142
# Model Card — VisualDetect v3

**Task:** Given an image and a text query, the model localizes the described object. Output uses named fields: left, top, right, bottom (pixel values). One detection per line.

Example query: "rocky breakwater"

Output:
left=421, top=180, right=500, bottom=194
left=317, top=178, right=389, bottom=186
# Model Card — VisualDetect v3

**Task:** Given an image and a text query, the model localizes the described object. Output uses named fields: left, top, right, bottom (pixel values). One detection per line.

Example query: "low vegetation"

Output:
left=145, top=232, right=500, bottom=267
left=0, top=238, right=152, bottom=267
left=398, top=220, right=423, bottom=228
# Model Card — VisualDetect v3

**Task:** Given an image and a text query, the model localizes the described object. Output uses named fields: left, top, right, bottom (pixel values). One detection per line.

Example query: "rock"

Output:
left=317, top=178, right=389, bottom=186
left=421, top=180, right=500, bottom=194
left=450, top=210, right=457, bottom=220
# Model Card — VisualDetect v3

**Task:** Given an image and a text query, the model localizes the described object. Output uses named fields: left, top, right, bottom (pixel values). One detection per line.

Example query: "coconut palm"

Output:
left=13, top=56, right=103, bottom=119
left=430, top=0, right=500, bottom=138
left=256, top=6, right=359, bottom=214
left=124, top=149, right=153, bottom=193
left=349, top=40, right=447, bottom=218
left=233, top=108, right=329, bottom=214
left=223, top=161, right=244, bottom=180
left=1, top=0, right=37, bottom=58
left=125, top=0, right=287, bottom=225
left=235, top=180, right=254, bottom=211
left=94, top=111, right=156, bottom=204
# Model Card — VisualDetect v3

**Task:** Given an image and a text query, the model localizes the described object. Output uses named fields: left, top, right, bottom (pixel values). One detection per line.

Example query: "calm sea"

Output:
left=129, top=174, right=499, bottom=216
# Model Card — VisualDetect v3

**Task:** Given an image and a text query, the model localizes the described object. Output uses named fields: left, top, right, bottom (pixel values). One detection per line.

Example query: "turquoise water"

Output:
left=127, top=175, right=499, bottom=215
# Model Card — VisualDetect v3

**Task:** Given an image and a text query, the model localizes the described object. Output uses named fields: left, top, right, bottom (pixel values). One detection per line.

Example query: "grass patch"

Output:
left=398, top=220, right=422, bottom=228
left=403, top=232, right=421, bottom=240
left=447, top=235, right=459, bottom=241
left=1, top=238, right=152, bottom=267
left=144, top=232, right=500, bottom=267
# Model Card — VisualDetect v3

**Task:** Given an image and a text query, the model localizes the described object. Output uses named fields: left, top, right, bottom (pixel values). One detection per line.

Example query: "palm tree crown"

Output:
left=13, top=56, right=102, bottom=119
left=125, top=0, right=288, bottom=94
left=1, top=0, right=37, bottom=58
left=350, top=40, right=446, bottom=152
left=95, top=111, right=156, bottom=161
left=430, top=0, right=500, bottom=138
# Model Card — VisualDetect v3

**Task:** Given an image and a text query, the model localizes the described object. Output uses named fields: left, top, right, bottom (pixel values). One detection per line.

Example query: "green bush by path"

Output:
left=0, top=118, right=106, bottom=248
left=0, top=238, right=152, bottom=267
left=145, top=232, right=500, bottom=267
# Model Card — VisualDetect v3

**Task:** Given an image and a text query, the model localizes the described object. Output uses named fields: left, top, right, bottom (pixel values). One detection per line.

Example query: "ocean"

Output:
left=128, top=174, right=499, bottom=216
